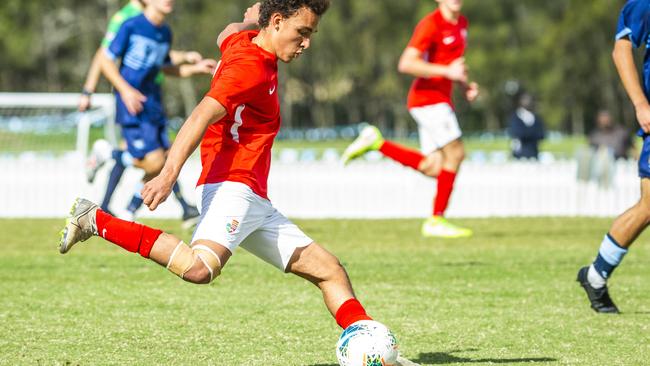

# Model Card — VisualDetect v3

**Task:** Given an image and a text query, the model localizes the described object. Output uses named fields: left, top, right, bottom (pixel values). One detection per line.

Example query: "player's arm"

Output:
left=142, top=97, right=227, bottom=210
left=97, top=50, right=147, bottom=115
left=217, top=2, right=261, bottom=48
left=78, top=49, right=105, bottom=111
left=398, top=47, right=467, bottom=82
left=169, top=50, right=204, bottom=65
left=458, top=80, right=479, bottom=102
left=162, top=59, right=218, bottom=77
left=613, top=37, right=650, bottom=133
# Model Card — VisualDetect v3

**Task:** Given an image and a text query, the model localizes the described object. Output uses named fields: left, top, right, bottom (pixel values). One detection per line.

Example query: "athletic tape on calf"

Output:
left=166, top=241, right=194, bottom=278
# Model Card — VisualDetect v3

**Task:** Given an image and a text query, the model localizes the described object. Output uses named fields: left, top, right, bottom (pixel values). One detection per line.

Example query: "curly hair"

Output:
left=258, top=0, right=330, bottom=28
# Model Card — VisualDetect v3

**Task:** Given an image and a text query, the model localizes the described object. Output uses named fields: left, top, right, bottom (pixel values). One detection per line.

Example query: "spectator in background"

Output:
left=508, top=92, right=546, bottom=160
left=589, top=109, right=633, bottom=160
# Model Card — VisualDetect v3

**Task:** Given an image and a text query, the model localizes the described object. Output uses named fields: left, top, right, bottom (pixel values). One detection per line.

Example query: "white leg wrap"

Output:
left=192, top=244, right=222, bottom=282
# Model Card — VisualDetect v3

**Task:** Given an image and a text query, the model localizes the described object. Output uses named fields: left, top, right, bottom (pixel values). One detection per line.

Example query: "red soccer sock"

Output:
left=335, top=298, right=372, bottom=329
left=95, top=209, right=162, bottom=258
left=433, top=169, right=457, bottom=216
left=379, top=140, right=424, bottom=170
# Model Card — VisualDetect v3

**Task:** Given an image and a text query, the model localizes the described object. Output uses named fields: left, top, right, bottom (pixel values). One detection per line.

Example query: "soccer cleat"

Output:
left=58, top=198, right=99, bottom=254
left=182, top=205, right=201, bottom=230
left=85, top=139, right=113, bottom=183
left=576, top=266, right=620, bottom=314
left=421, top=216, right=472, bottom=238
left=341, top=124, right=384, bottom=165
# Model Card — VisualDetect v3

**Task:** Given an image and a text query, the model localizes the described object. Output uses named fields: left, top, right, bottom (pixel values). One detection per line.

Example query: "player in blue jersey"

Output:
left=80, top=0, right=209, bottom=227
left=97, top=0, right=217, bottom=223
left=577, top=0, right=650, bottom=313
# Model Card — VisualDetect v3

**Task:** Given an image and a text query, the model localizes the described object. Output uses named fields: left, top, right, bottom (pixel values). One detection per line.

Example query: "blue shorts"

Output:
left=121, top=123, right=170, bottom=159
left=639, top=135, right=650, bottom=178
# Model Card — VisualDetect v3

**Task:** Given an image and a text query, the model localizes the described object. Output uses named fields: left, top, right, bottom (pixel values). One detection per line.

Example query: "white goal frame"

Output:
left=0, top=92, right=116, bottom=156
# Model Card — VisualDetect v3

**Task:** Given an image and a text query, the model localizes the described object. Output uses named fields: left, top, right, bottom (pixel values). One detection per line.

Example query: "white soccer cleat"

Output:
left=85, top=139, right=113, bottom=183
left=58, top=198, right=99, bottom=254
left=341, top=124, right=384, bottom=165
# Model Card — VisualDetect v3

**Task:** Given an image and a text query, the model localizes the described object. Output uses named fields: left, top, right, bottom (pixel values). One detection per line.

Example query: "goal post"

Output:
left=0, top=92, right=116, bottom=157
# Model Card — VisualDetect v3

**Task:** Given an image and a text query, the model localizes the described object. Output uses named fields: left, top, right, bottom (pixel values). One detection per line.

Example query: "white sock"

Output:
left=587, top=264, right=606, bottom=289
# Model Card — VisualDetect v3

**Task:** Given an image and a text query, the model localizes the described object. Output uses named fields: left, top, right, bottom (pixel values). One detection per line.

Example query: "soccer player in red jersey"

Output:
left=342, top=0, right=479, bottom=238
left=58, top=0, right=404, bottom=356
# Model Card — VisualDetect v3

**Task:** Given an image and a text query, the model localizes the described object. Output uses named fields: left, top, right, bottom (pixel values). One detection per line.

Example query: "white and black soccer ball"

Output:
left=336, top=320, right=399, bottom=366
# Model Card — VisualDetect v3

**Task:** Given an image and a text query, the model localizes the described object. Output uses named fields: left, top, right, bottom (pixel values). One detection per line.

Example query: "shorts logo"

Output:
left=226, top=219, right=239, bottom=234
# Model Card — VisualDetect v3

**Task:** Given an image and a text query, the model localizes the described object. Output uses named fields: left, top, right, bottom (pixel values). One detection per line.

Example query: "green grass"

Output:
left=1, top=217, right=649, bottom=365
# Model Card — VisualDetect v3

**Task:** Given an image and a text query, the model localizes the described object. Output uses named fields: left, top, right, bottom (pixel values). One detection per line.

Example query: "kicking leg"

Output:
left=58, top=198, right=230, bottom=284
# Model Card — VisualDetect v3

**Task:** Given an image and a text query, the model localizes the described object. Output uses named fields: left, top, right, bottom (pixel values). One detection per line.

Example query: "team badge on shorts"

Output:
left=226, top=219, right=240, bottom=234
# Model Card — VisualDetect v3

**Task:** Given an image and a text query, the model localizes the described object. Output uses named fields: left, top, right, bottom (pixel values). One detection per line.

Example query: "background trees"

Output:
left=0, top=0, right=635, bottom=135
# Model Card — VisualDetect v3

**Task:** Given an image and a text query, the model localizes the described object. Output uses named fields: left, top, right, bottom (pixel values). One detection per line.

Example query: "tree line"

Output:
left=0, top=0, right=636, bottom=136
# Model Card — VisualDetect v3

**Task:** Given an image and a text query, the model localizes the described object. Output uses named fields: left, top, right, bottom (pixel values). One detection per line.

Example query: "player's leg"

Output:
left=121, top=147, right=166, bottom=219
left=577, top=176, right=650, bottom=313
left=287, top=243, right=373, bottom=327
left=341, top=123, right=430, bottom=171
left=239, top=207, right=373, bottom=329
left=99, top=147, right=135, bottom=213
left=58, top=198, right=229, bottom=284
left=434, top=138, right=465, bottom=216
left=411, top=104, right=470, bottom=238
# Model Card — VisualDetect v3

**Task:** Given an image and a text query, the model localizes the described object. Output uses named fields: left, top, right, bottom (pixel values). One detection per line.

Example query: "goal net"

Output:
left=0, top=93, right=116, bottom=156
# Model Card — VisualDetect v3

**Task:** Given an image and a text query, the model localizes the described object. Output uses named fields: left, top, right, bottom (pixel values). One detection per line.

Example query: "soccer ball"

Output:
left=336, top=320, right=399, bottom=366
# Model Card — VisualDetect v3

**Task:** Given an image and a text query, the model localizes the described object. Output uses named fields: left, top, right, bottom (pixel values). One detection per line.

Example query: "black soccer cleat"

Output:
left=576, top=266, right=620, bottom=314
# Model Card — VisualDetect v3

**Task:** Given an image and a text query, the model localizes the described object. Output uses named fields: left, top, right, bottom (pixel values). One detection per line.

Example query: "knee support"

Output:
left=166, top=241, right=222, bottom=282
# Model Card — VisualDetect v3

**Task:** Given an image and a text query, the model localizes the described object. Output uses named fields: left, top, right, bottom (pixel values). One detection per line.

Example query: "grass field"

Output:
left=1, top=217, right=649, bottom=365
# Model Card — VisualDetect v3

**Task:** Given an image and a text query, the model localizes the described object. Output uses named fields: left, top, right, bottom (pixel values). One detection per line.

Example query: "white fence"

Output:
left=0, top=156, right=640, bottom=219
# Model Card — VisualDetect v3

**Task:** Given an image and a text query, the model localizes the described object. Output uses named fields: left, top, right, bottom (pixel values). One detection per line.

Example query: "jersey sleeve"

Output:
left=205, top=58, right=264, bottom=116
left=616, top=0, right=650, bottom=48
left=407, top=15, right=437, bottom=52
left=105, top=21, right=132, bottom=60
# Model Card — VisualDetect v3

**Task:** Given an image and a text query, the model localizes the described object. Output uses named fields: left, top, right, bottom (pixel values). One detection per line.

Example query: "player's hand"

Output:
left=121, top=86, right=147, bottom=115
left=184, top=51, right=203, bottom=64
left=635, top=102, right=650, bottom=133
left=465, top=82, right=479, bottom=102
left=446, top=57, right=467, bottom=83
left=142, top=173, right=175, bottom=211
left=243, top=2, right=261, bottom=24
left=78, top=94, right=91, bottom=112
left=192, top=59, right=219, bottom=75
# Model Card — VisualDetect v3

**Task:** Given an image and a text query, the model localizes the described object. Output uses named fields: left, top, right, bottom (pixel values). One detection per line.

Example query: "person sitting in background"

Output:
left=589, top=109, right=633, bottom=160
left=508, top=92, right=545, bottom=160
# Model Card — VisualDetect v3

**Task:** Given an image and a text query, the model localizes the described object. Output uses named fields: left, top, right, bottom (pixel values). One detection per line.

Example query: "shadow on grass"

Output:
left=414, top=350, right=556, bottom=364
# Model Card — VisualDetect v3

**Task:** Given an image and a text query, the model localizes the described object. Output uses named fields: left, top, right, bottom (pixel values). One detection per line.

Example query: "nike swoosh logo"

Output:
left=443, top=36, right=456, bottom=45
left=269, top=85, right=276, bottom=95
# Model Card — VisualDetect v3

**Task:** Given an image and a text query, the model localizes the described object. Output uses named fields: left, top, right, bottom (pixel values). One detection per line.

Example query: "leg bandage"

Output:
left=192, top=244, right=222, bottom=282
left=166, top=241, right=222, bottom=282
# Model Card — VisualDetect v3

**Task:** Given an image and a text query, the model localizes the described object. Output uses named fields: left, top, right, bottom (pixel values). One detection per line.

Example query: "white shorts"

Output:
left=409, top=103, right=462, bottom=154
left=192, top=181, right=313, bottom=271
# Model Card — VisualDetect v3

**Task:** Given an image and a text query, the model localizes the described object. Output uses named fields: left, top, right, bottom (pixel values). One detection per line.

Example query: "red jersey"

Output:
left=406, top=9, right=468, bottom=109
left=199, top=30, right=279, bottom=199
